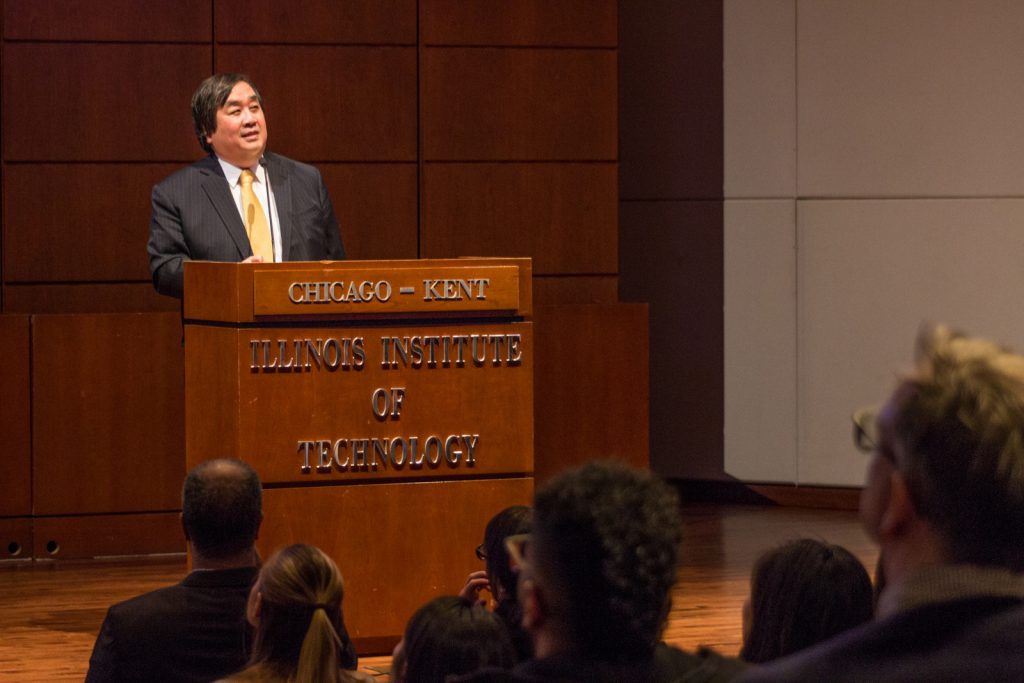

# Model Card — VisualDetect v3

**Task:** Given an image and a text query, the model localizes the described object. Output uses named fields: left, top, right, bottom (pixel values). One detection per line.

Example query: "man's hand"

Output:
left=241, top=255, right=264, bottom=263
left=458, top=570, right=491, bottom=606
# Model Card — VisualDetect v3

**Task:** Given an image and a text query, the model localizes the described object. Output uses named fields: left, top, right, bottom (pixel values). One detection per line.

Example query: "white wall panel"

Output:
left=724, top=0, right=796, bottom=199
left=796, top=198, right=1024, bottom=485
left=798, top=0, right=1024, bottom=198
left=724, top=199, right=797, bottom=482
left=726, top=1, right=1024, bottom=486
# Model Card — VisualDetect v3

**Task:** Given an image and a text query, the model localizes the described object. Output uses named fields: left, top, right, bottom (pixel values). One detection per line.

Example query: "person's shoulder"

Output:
left=738, top=598, right=1024, bottom=683
left=101, top=579, right=190, bottom=629
left=733, top=618, right=879, bottom=683
left=111, top=576, right=189, bottom=606
left=104, top=567, right=255, bottom=621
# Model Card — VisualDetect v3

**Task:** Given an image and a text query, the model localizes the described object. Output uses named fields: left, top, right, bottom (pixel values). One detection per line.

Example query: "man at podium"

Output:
left=147, top=73, right=346, bottom=299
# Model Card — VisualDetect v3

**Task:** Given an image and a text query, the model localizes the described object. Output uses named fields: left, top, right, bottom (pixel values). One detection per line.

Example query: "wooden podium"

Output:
left=183, top=258, right=534, bottom=653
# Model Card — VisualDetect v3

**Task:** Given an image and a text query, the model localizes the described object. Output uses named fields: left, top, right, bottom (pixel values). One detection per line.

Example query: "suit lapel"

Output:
left=266, top=153, right=293, bottom=260
left=197, top=156, right=252, bottom=259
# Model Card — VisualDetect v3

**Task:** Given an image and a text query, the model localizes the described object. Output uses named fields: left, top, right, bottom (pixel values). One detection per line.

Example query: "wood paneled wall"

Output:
left=0, top=316, right=30, bottom=518
left=0, top=0, right=642, bottom=561
left=618, top=0, right=725, bottom=479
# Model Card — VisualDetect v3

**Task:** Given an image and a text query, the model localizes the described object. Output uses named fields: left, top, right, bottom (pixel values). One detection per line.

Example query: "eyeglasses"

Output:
left=851, top=406, right=879, bottom=454
left=504, top=533, right=530, bottom=572
left=475, top=544, right=486, bottom=561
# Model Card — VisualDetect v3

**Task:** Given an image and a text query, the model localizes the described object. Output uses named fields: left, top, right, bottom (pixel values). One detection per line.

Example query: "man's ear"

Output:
left=180, top=513, right=190, bottom=542
left=880, top=470, right=916, bottom=538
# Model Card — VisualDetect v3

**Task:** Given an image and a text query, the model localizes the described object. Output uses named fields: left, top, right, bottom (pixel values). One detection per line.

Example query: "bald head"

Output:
left=182, top=459, right=262, bottom=562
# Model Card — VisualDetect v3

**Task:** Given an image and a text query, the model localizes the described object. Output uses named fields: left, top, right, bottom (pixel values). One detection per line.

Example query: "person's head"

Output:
left=246, top=544, right=354, bottom=683
left=391, top=596, right=515, bottom=683
left=479, top=505, right=532, bottom=602
left=191, top=73, right=267, bottom=166
left=857, top=324, right=1024, bottom=573
left=181, top=458, right=262, bottom=564
left=521, top=460, right=681, bottom=663
left=739, top=539, right=873, bottom=663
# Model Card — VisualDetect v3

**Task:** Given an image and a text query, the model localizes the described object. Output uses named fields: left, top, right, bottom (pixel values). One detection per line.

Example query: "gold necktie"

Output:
left=239, top=169, right=273, bottom=261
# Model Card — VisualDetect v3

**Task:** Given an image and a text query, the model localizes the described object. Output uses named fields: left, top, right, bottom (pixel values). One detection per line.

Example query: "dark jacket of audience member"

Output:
left=453, top=643, right=743, bottom=683
left=740, top=538, right=873, bottom=663
left=86, top=459, right=264, bottom=683
left=217, top=543, right=358, bottom=683
left=392, top=596, right=516, bottom=683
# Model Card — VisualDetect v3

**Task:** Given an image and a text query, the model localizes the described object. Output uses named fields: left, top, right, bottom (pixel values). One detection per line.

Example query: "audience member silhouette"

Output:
left=740, top=538, right=873, bottom=663
left=391, top=595, right=516, bottom=683
left=459, top=505, right=533, bottom=661
left=217, top=543, right=361, bottom=683
left=741, top=325, right=1024, bottom=681
left=457, top=460, right=745, bottom=683
left=86, top=459, right=264, bottom=683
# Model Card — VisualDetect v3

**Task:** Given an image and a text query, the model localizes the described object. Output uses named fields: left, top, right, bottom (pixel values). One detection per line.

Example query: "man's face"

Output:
left=858, top=392, right=903, bottom=542
left=205, top=80, right=267, bottom=167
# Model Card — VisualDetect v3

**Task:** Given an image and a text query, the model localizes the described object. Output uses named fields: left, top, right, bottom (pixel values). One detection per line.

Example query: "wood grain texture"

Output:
left=2, top=284, right=181, bottom=314
left=746, top=484, right=862, bottom=510
left=183, top=325, right=241, bottom=467
left=422, top=48, right=617, bottom=160
left=3, top=44, right=210, bottom=162
left=32, top=313, right=184, bottom=514
left=0, top=503, right=878, bottom=679
left=216, top=46, right=417, bottom=162
left=320, top=163, right=418, bottom=261
left=33, top=512, right=182, bottom=560
left=533, top=303, right=649, bottom=482
left=183, top=258, right=532, bottom=323
left=619, top=0, right=722, bottom=199
left=620, top=201, right=723, bottom=479
left=422, top=163, right=617, bottom=274
left=421, top=0, right=616, bottom=47
left=0, top=315, right=31, bottom=516
left=215, top=0, right=415, bottom=44
left=3, top=164, right=181, bottom=282
left=3, top=0, right=211, bottom=41
left=260, top=478, right=534, bottom=644
left=0, top=556, right=186, bottom=681
left=533, top=275, right=619, bottom=304
left=252, top=264, right=524, bottom=316
left=186, top=322, right=533, bottom=484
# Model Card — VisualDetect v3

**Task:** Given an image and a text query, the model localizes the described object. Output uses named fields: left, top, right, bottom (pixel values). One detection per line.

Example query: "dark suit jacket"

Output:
left=147, top=152, right=346, bottom=298
left=737, top=595, right=1024, bottom=683
left=453, top=644, right=746, bottom=683
left=85, top=566, right=259, bottom=683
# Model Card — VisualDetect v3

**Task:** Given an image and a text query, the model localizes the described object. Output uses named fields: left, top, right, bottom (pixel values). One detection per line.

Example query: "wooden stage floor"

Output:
left=0, top=503, right=876, bottom=682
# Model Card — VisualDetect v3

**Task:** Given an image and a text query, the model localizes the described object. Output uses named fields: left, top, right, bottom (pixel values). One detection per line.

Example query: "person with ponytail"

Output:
left=218, top=544, right=363, bottom=683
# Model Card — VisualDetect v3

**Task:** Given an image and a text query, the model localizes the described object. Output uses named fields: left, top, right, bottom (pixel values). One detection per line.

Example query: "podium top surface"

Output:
left=183, top=257, right=532, bottom=324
